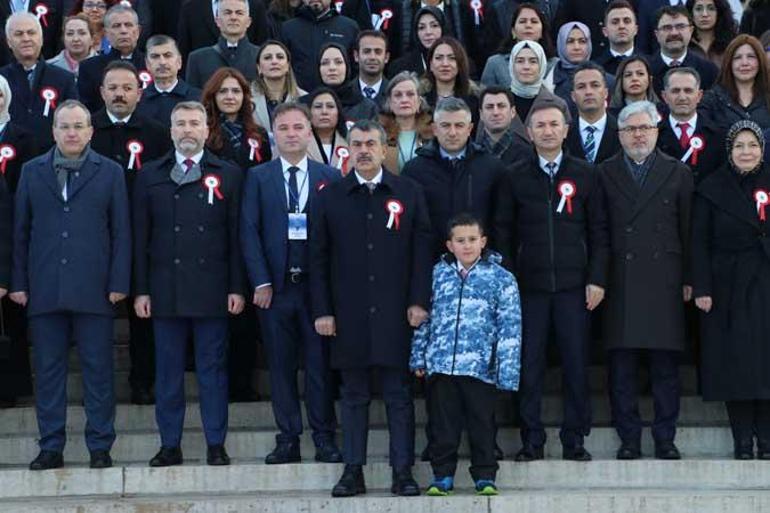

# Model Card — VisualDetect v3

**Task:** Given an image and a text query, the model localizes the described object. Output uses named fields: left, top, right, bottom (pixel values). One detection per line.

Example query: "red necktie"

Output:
left=677, top=122, right=691, bottom=149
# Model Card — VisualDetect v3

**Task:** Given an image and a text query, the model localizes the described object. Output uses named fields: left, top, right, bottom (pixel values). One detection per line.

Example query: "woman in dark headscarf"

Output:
left=387, top=6, right=446, bottom=78
left=312, top=42, right=379, bottom=122
left=692, top=119, right=770, bottom=460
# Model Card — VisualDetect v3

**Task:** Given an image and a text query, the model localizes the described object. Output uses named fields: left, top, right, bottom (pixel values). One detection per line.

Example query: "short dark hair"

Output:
left=526, top=96, right=570, bottom=126
left=447, top=212, right=484, bottom=239
left=146, top=34, right=180, bottom=54
left=571, top=61, right=608, bottom=90
left=663, top=66, right=701, bottom=90
left=273, top=101, right=311, bottom=123
left=479, top=86, right=515, bottom=107
left=348, top=119, right=387, bottom=145
left=356, top=29, right=388, bottom=50
left=101, top=60, right=139, bottom=86
left=654, top=5, right=691, bottom=27
left=604, top=0, right=636, bottom=22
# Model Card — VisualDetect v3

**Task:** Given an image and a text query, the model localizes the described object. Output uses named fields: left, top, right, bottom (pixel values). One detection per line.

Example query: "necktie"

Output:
left=25, top=68, right=34, bottom=90
left=365, top=182, right=376, bottom=194
left=583, top=125, right=596, bottom=163
left=670, top=60, right=681, bottom=67
left=363, top=86, right=376, bottom=99
left=546, top=161, right=557, bottom=180
left=183, top=158, right=194, bottom=173
left=288, top=166, right=299, bottom=212
left=677, top=122, right=691, bottom=149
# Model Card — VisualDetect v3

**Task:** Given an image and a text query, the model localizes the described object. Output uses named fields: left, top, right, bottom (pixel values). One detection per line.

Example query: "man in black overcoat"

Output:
left=310, top=119, right=432, bottom=497
left=0, top=0, right=63, bottom=67
left=598, top=100, right=693, bottom=461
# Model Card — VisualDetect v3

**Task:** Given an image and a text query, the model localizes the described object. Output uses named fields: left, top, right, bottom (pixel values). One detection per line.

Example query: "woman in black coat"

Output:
left=311, top=42, right=379, bottom=122
left=692, top=120, right=770, bottom=459
left=387, top=6, right=446, bottom=78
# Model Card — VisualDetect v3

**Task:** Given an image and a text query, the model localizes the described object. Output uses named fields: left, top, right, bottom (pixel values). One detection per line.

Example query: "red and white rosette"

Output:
left=335, top=146, right=350, bottom=175
left=203, top=174, right=224, bottom=205
left=345, top=120, right=355, bottom=132
left=138, top=70, right=153, bottom=90
left=334, top=0, right=343, bottom=12
left=247, top=137, right=262, bottom=162
left=126, top=140, right=143, bottom=170
left=385, top=199, right=404, bottom=230
left=556, top=180, right=576, bottom=214
left=374, top=9, right=393, bottom=30
left=756, top=189, right=769, bottom=221
left=0, top=144, right=16, bottom=175
left=470, top=0, right=484, bottom=25
left=34, top=3, right=49, bottom=28
left=680, top=135, right=704, bottom=166
left=40, top=87, right=58, bottom=117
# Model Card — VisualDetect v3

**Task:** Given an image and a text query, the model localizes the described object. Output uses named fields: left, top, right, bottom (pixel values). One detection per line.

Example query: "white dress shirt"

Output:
left=355, top=168, right=383, bottom=187
left=579, top=114, right=608, bottom=153
left=175, top=150, right=204, bottom=168
left=669, top=113, right=697, bottom=140
left=280, top=156, right=310, bottom=212
left=661, top=51, right=688, bottom=66
left=155, top=80, right=179, bottom=94
left=359, top=78, right=383, bottom=98
left=107, top=111, right=132, bottom=125
left=538, top=152, right=563, bottom=178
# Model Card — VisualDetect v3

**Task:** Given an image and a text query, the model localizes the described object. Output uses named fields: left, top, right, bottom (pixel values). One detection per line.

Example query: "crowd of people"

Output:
left=1, top=0, right=770, bottom=500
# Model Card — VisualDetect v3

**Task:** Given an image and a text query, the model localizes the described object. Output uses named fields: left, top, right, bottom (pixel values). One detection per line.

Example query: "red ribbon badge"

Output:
left=335, top=147, right=350, bottom=175
left=375, top=9, right=393, bottom=30
left=0, top=144, right=16, bottom=175
left=756, top=189, right=769, bottom=221
left=334, top=1, right=343, bottom=12
left=385, top=199, right=404, bottom=230
left=138, top=70, right=153, bottom=90
left=34, top=3, right=49, bottom=28
left=680, top=135, right=704, bottom=166
left=126, top=140, right=143, bottom=170
left=470, top=0, right=484, bottom=25
left=203, top=174, right=224, bottom=205
left=248, top=137, right=262, bottom=163
left=40, top=87, right=58, bottom=117
left=556, top=180, right=576, bottom=215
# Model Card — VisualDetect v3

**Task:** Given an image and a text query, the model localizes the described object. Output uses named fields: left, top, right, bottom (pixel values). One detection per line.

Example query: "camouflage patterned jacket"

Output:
left=409, top=251, right=522, bottom=391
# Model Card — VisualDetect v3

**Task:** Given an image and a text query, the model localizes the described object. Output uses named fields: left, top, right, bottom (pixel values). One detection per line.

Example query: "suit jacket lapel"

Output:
left=272, top=162, right=288, bottom=213
left=65, top=152, right=99, bottom=201
left=596, top=116, right=618, bottom=161
left=604, top=155, right=638, bottom=204
left=38, top=150, right=63, bottom=200
left=630, top=151, right=674, bottom=220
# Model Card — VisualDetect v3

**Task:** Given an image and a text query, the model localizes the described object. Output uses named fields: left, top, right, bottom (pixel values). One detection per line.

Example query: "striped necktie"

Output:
left=583, top=125, right=596, bottom=163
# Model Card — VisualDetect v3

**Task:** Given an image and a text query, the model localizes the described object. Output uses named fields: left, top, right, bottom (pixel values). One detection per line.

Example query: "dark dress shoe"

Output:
left=616, top=443, right=642, bottom=460
left=420, top=446, right=432, bottom=462
left=207, top=445, right=230, bottom=465
left=89, top=450, right=113, bottom=469
left=735, top=445, right=755, bottom=460
left=315, top=443, right=343, bottom=463
left=494, top=444, right=504, bottom=460
left=228, top=387, right=260, bottom=403
left=331, top=464, right=366, bottom=497
left=757, top=447, right=770, bottom=460
left=391, top=468, right=420, bottom=496
left=29, top=450, right=63, bottom=470
left=514, top=444, right=544, bottom=462
left=655, top=442, right=681, bottom=460
left=265, top=442, right=300, bottom=464
left=130, top=387, right=155, bottom=405
left=563, top=445, right=592, bottom=461
left=149, top=446, right=183, bottom=467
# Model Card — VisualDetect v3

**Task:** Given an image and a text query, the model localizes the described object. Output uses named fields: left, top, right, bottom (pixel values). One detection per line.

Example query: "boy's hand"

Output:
left=407, top=305, right=428, bottom=327
left=315, top=316, right=336, bottom=336
left=585, top=284, right=605, bottom=311
left=414, top=369, right=426, bottom=378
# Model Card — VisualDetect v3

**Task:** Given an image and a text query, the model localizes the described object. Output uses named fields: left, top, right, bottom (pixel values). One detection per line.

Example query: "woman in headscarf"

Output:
left=387, top=6, right=446, bottom=78
left=608, top=56, right=662, bottom=118
left=508, top=40, right=567, bottom=123
left=546, top=21, right=615, bottom=109
left=692, top=120, right=770, bottom=459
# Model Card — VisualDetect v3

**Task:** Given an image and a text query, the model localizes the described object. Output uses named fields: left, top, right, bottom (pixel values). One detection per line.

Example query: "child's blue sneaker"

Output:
left=474, top=479, right=498, bottom=496
left=426, top=476, right=454, bottom=496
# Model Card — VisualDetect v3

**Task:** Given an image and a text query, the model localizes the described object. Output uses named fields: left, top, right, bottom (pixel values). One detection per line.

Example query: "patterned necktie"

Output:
left=670, top=60, right=681, bottom=67
left=25, top=67, right=34, bottom=90
left=363, top=86, right=376, bottom=99
left=546, top=161, right=557, bottom=180
left=365, top=182, right=376, bottom=194
left=677, top=122, right=691, bottom=149
left=583, top=125, right=596, bottom=163
left=288, top=166, right=299, bottom=212
left=183, top=158, right=194, bottom=174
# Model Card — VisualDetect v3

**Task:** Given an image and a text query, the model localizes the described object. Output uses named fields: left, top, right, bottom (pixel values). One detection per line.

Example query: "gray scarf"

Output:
left=53, top=145, right=89, bottom=195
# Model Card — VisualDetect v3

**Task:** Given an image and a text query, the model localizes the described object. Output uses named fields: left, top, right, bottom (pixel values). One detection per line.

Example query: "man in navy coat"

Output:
left=311, top=119, right=433, bottom=497
left=0, top=12, right=77, bottom=151
left=133, top=101, right=245, bottom=468
left=10, top=100, right=131, bottom=470
left=241, top=102, right=341, bottom=464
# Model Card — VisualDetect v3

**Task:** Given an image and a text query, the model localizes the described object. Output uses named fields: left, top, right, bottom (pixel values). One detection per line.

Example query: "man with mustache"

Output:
left=648, top=5, right=717, bottom=97
left=133, top=102, right=245, bottom=468
left=90, top=60, right=171, bottom=406
left=137, top=35, right=201, bottom=128
left=310, top=119, right=432, bottom=497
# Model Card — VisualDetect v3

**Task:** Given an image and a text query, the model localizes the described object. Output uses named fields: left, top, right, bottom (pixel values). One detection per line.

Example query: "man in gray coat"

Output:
left=597, top=100, right=693, bottom=461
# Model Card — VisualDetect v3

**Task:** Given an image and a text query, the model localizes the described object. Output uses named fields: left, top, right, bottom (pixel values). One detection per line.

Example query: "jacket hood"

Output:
left=440, top=249, right=503, bottom=267
left=411, top=5, right=448, bottom=50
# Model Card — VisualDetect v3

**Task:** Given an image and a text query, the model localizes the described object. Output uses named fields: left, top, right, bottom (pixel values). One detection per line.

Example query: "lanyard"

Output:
left=284, top=169, right=309, bottom=213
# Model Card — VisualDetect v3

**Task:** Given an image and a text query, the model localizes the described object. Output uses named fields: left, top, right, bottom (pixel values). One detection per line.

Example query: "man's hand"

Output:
left=407, top=305, right=428, bottom=327
left=315, top=316, right=336, bottom=336
left=228, top=294, right=245, bottom=315
left=109, top=292, right=126, bottom=304
left=253, top=286, right=273, bottom=309
left=695, top=296, right=712, bottom=313
left=414, top=369, right=426, bottom=378
left=134, top=295, right=151, bottom=318
left=9, top=291, right=27, bottom=306
left=683, top=285, right=693, bottom=302
left=585, top=284, right=605, bottom=311
left=0, top=287, right=6, bottom=299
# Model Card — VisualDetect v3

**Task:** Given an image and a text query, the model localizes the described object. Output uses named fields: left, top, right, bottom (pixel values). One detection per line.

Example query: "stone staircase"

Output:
left=3, top=321, right=770, bottom=512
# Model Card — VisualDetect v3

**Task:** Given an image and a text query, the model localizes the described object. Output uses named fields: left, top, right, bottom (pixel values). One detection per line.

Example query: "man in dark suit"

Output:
left=648, top=6, right=718, bottom=97
left=598, top=100, right=693, bottom=461
left=91, top=60, right=171, bottom=405
left=0, top=0, right=62, bottom=67
left=136, top=35, right=201, bottom=128
left=566, top=62, right=621, bottom=165
left=593, top=0, right=638, bottom=76
left=10, top=100, right=131, bottom=470
left=352, top=30, right=390, bottom=107
left=133, top=101, right=245, bottom=468
left=185, top=0, right=260, bottom=90
left=476, top=86, right=531, bottom=165
left=658, top=67, right=722, bottom=184
left=311, top=119, right=432, bottom=497
left=241, top=102, right=341, bottom=465
left=0, top=12, right=77, bottom=151
left=78, top=4, right=146, bottom=112
left=177, top=0, right=268, bottom=63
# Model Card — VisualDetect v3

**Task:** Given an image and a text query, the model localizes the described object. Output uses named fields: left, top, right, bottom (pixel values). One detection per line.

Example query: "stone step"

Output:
left=0, top=426, right=739, bottom=465
left=0, top=396, right=727, bottom=436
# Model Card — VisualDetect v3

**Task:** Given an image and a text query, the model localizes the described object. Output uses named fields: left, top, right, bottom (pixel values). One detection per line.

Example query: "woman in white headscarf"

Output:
left=509, top=40, right=568, bottom=124
left=0, top=75, right=37, bottom=194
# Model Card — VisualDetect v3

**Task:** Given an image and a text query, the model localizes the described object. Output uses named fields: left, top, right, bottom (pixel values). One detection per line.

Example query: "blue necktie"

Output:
left=288, top=166, right=299, bottom=212
left=583, top=125, right=596, bottom=163
left=363, top=86, right=376, bottom=99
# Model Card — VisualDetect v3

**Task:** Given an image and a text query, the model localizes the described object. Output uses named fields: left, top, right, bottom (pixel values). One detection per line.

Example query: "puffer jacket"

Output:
left=409, top=251, right=522, bottom=391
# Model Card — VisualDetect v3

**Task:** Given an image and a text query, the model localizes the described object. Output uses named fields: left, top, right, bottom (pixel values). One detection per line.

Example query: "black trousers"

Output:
left=0, top=298, right=32, bottom=400
left=228, top=303, right=259, bottom=395
left=430, top=374, right=498, bottom=481
left=726, top=400, right=770, bottom=448
left=128, top=299, right=154, bottom=390
left=609, top=349, right=680, bottom=445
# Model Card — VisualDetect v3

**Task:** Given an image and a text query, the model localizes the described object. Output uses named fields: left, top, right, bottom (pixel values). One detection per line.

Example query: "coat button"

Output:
left=367, top=243, right=374, bottom=250
left=199, top=258, right=205, bottom=264
left=198, top=193, right=204, bottom=199
left=61, top=231, right=68, bottom=238
left=369, top=275, right=375, bottom=282
left=653, top=251, right=660, bottom=259
left=174, top=194, right=180, bottom=200
left=625, top=252, right=634, bottom=261
left=198, top=225, right=204, bottom=232
left=174, top=225, right=181, bottom=232
left=369, top=306, right=376, bottom=314
left=63, top=206, right=70, bottom=213
left=625, top=226, right=633, bottom=233
left=367, top=213, right=373, bottom=220
left=60, top=258, right=67, bottom=264
left=174, top=258, right=180, bottom=264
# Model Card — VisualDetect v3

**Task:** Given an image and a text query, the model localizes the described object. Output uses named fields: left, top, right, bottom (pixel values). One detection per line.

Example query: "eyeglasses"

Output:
left=656, top=23, right=691, bottom=33
left=83, top=2, right=107, bottom=9
left=619, top=125, right=657, bottom=134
